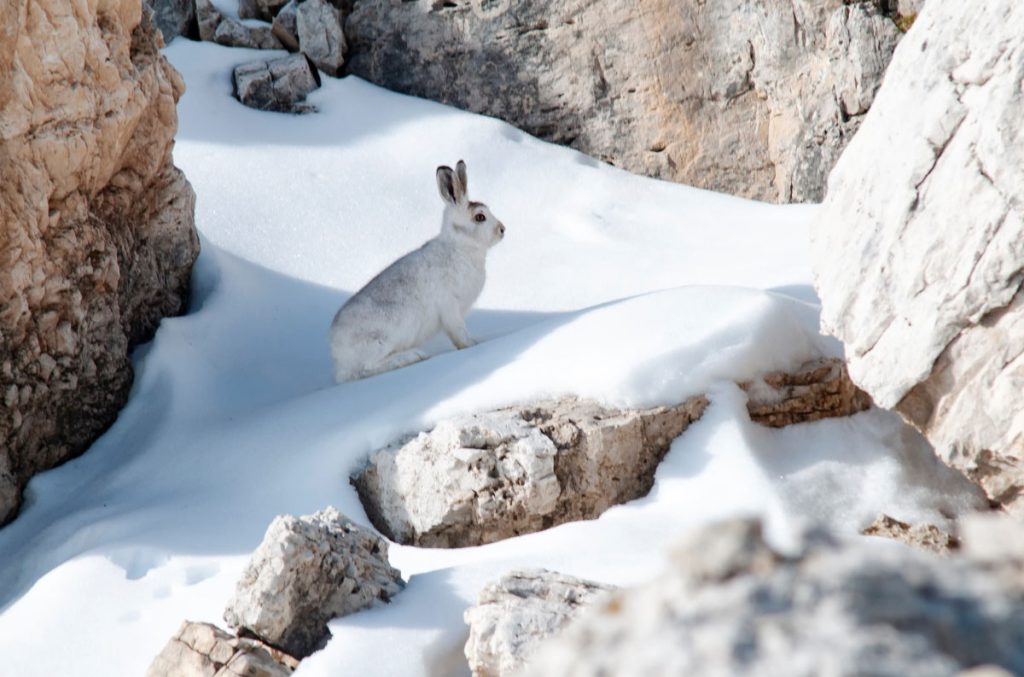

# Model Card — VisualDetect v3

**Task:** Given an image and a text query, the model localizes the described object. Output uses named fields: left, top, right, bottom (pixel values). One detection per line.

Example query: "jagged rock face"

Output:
left=352, top=396, right=708, bottom=548
left=146, top=621, right=298, bottom=677
left=464, top=570, right=614, bottom=677
left=345, top=0, right=903, bottom=203
left=0, top=1, right=199, bottom=525
left=810, top=0, right=1024, bottom=514
left=741, top=358, right=872, bottom=427
left=523, top=518, right=1024, bottom=676
left=223, top=507, right=404, bottom=659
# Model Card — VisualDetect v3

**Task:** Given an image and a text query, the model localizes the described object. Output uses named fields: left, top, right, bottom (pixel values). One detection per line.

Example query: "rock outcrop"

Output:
left=862, top=513, right=959, bottom=555
left=233, top=54, right=320, bottom=113
left=0, top=1, right=199, bottom=525
left=296, top=0, right=346, bottom=76
left=345, top=0, right=907, bottom=202
left=146, top=621, right=298, bottom=677
left=810, top=0, right=1024, bottom=513
left=741, top=358, right=872, bottom=427
left=523, top=518, right=1024, bottom=676
left=146, top=0, right=196, bottom=43
left=223, top=507, right=404, bottom=658
left=352, top=396, right=708, bottom=548
left=463, top=569, right=613, bottom=677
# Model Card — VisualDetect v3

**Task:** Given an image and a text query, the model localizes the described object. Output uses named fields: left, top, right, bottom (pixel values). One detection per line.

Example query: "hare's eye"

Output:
left=473, top=213, right=486, bottom=223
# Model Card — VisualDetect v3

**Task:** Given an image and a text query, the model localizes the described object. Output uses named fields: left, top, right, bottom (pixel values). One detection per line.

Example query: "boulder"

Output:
left=197, top=0, right=283, bottom=50
left=862, top=513, right=959, bottom=554
left=296, top=0, right=346, bottom=76
left=271, top=1, right=300, bottom=52
left=345, top=0, right=903, bottom=202
left=234, top=54, right=320, bottom=113
left=146, top=621, right=298, bottom=677
left=223, top=507, right=404, bottom=659
left=523, top=518, right=1024, bottom=676
left=352, top=396, right=708, bottom=548
left=741, top=358, right=872, bottom=427
left=810, top=0, right=1024, bottom=513
left=464, top=570, right=614, bottom=677
left=0, top=0, right=199, bottom=525
left=145, top=0, right=197, bottom=43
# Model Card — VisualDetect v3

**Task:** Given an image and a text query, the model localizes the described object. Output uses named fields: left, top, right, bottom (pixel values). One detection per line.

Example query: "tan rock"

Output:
left=146, top=621, right=298, bottom=677
left=741, top=358, right=872, bottom=427
left=862, top=514, right=959, bottom=555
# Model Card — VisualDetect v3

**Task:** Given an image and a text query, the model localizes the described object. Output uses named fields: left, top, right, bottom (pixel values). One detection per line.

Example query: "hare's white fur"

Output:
left=329, top=160, right=505, bottom=382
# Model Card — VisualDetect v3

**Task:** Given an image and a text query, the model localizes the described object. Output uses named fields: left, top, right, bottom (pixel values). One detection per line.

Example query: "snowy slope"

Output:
left=0, top=41, right=983, bottom=677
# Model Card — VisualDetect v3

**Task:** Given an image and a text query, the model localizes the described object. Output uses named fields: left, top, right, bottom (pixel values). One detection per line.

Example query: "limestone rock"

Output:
left=197, top=0, right=283, bottom=50
left=741, top=358, right=872, bottom=427
left=810, top=0, right=1024, bottom=513
left=345, top=1, right=902, bottom=202
left=0, top=0, right=199, bottom=525
left=296, top=0, right=346, bottom=76
left=271, top=1, right=300, bottom=52
left=352, top=396, right=708, bottom=548
left=464, top=569, right=614, bottom=677
left=223, top=507, right=404, bottom=658
left=524, top=518, right=1024, bottom=676
left=146, top=0, right=196, bottom=43
left=234, top=54, right=320, bottom=113
left=862, top=514, right=959, bottom=554
left=146, top=621, right=298, bottom=677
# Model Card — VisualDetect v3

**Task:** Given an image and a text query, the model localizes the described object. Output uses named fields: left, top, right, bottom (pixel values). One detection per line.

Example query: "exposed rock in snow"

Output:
left=239, top=0, right=290, bottom=23
left=352, top=396, right=708, bottom=547
left=741, top=358, right=872, bottom=427
left=146, top=621, right=298, bottom=677
left=234, top=54, right=320, bottom=113
left=223, top=507, right=404, bottom=658
left=271, top=1, right=300, bottom=52
left=810, top=0, right=1024, bottom=514
left=523, top=518, right=1024, bottom=676
left=464, top=569, right=614, bottom=677
left=0, top=0, right=199, bottom=525
left=197, top=0, right=283, bottom=50
left=345, top=0, right=901, bottom=203
left=862, top=513, right=959, bottom=554
left=296, top=0, right=347, bottom=76
left=145, top=0, right=196, bottom=43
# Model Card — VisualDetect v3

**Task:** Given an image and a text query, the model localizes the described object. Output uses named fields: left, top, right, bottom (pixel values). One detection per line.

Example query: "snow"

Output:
left=0, top=40, right=983, bottom=676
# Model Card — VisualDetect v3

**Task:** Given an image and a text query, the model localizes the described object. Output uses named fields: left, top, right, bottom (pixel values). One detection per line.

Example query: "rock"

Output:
left=223, top=507, right=404, bottom=659
left=464, top=569, right=614, bottom=677
left=197, top=0, right=283, bottom=50
left=862, top=514, right=959, bottom=554
left=239, top=0, right=290, bottom=23
left=345, top=1, right=902, bottom=203
left=271, top=1, right=300, bottom=52
left=810, top=0, right=1024, bottom=513
left=146, top=621, right=298, bottom=677
left=523, top=518, right=1024, bottom=676
left=352, top=396, right=708, bottom=548
left=296, top=0, right=346, bottom=76
left=145, top=0, right=196, bottom=43
left=0, top=0, right=199, bottom=525
left=234, top=54, right=320, bottom=113
left=741, top=358, right=872, bottom=427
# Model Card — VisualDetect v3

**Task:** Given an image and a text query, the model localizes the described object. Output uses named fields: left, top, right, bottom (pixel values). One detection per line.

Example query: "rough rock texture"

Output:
left=345, top=0, right=902, bottom=202
left=297, top=0, right=346, bottom=76
left=239, top=0, right=290, bottom=23
left=223, top=507, right=404, bottom=658
left=741, top=358, right=872, bottom=427
left=146, top=621, right=298, bottom=677
left=810, top=0, right=1024, bottom=513
left=862, top=513, right=959, bottom=554
left=0, top=1, right=199, bottom=525
left=197, top=0, right=283, bottom=50
left=353, top=396, right=708, bottom=548
left=234, top=54, right=320, bottom=113
left=524, top=518, right=1024, bottom=676
left=463, top=569, right=613, bottom=677
left=271, top=1, right=299, bottom=52
left=146, top=0, right=196, bottom=42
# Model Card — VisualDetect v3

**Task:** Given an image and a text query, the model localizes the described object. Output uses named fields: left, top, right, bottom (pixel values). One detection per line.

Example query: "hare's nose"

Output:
left=498, top=223, right=506, bottom=236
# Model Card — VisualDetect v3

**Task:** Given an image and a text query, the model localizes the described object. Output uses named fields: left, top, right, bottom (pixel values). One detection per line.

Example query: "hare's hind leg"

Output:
left=364, top=349, right=429, bottom=378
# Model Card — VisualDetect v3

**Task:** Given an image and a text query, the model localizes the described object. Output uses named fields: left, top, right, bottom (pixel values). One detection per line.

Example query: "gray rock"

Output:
left=345, top=1, right=902, bottom=203
left=146, top=621, right=298, bottom=677
left=271, top=1, right=299, bottom=52
left=352, top=396, right=708, bottom=548
left=524, top=518, right=1024, bottom=676
left=197, top=0, right=283, bottom=49
left=238, top=0, right=289, bottom=22
left=810, top=0, right=1024, bottom=513
left=234, top=54, right=320, bottom=113
left=463, top=570, right=614, bottom=677
left=145, top=0, right=196, bottom=43
left=296, top=0, right=346, bottom=76
left=223, top=507, right=404, bottom=659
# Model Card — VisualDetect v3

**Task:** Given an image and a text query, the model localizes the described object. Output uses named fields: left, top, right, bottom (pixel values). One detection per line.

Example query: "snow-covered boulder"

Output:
left=146, top=621, right=298, bottom=677
left=352, top=396, right=708, bottom=547
left=810, top=0, right=1024, bottom=514
left=741, top=358, right=871, bottom=427
left=523, top=518, right=1024, bottom=676
left=223, top=507, right=404, bottom=658
left=234, top=54, right=320, bottom=113
left=464, top=570, right=614, bottom=677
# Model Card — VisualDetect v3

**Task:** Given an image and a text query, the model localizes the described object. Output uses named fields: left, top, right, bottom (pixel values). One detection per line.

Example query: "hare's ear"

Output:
left=436, top=165, right=458, bottom=205
left=456, top=160, right=468, bottom=196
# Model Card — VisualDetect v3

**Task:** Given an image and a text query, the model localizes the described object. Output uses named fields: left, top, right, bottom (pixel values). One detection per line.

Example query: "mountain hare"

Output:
left=329, top=160, right=506, bottom=382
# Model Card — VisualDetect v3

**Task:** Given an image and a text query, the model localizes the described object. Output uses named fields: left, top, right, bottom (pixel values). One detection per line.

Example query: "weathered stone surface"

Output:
left=146, top=621, right=298, bottom=677
left=524, top=518, right=1024, bottom=676
left=296, top=0, right=346, bottom=76
left=353, top=396, right=708, bottom=548
left=862, top=513, right=959, bottom=554
left=197, top=0, right=283, bottom=50
left=810, top=0, right=1024, bottom=514
left=742, top=358, right=872, bottom=427
left=234, top=54, right=320, bottom=113
left=345, top=1, right=902, bottom=203
left=271, top=1, right=299, bottom=52
left=238, top=0, right=289, bottom=23
left=223, top=507, right=403, bottom=658
left=146, top=0, right=196, bottom=43
left=0, top=0, right=199, bottom=525
left=464, top=569, right=613, bottom=677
